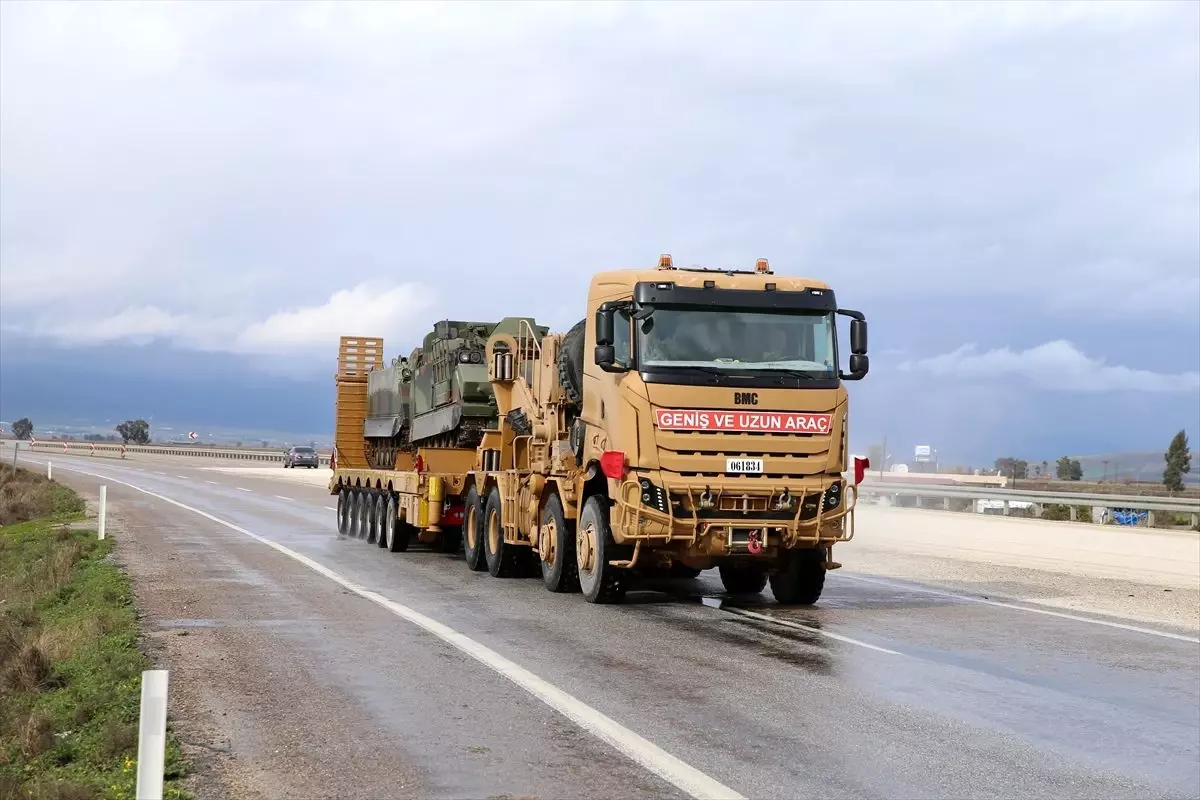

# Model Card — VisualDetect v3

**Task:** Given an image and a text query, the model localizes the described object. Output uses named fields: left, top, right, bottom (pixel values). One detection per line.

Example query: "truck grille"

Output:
left=654, top=430, right=831, bottom=479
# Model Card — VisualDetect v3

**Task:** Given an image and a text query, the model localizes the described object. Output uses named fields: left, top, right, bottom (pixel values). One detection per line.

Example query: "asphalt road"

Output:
left=16, top=451, right=1200, bottom=800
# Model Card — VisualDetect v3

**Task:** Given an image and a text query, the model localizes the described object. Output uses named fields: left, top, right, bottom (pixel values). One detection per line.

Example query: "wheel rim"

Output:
left=466, top=504, right=478, bottom=552
left=385, top=497, right=396, bottom=547
left=539, top=519, right=556, bottom=564
left=358, top=493, right=369, bottom=538
left=376, top=496, right=386, bottom=546
left=487, top=508, right=500, bottom=555
left=577, top=521, right=596, bottom=573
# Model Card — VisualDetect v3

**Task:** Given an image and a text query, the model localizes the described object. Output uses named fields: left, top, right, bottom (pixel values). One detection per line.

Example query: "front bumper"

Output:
left=611, top=473, right=858, bottom=552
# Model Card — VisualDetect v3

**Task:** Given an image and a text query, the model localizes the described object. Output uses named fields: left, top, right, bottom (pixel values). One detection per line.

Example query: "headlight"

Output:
left=823, top=481, right=842, bottom=510
left=637, top=476, right=669, bottom=513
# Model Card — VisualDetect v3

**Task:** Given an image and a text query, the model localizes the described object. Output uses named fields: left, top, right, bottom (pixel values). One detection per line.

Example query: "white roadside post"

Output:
left=98, top=486, right=107, bottom=540
left=47, top=461, right=52, bottom=480
left=136, top=669, right=170, bottom=800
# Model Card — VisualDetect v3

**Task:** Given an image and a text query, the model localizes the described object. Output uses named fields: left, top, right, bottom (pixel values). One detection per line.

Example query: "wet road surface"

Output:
left=23, top=452, right=1200, bottom=799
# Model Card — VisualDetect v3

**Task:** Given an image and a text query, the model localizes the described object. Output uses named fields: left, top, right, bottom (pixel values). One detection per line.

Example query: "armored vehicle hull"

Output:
left=362, top=318, right=546, bottom=469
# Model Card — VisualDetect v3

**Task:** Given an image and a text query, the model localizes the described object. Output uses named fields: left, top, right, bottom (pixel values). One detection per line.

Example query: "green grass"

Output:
left=0, top=468, right=191, bottom=800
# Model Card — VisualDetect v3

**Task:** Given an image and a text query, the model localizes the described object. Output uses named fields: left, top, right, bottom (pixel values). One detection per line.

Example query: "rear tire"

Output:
left=380, top=493, right=398, bottom=549
left=718, top=563, right=768, bottom=595
left=349, top=490, right=363, bottom=539
left=483, top=486, right=524, bottom=577
left=539, top=493, right=580, bottom=593
left=576, top=495, right=629, bottom=604
left=336, top=488, right=350, bottom=536
left=462, top=484, right=487, bottom=571
left=770, top=548, right=827, bottom=605
left=364, top=492, right=379, bottom=544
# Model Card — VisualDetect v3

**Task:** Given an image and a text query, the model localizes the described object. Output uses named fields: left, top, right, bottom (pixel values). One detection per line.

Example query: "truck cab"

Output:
left=572, top=255, right=869, bottom=601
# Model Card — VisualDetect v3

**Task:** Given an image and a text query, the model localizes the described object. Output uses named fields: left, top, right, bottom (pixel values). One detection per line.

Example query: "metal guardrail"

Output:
left=21, top=440, right=331, bottom=466
left=858, top=481, right=1200, bottom=515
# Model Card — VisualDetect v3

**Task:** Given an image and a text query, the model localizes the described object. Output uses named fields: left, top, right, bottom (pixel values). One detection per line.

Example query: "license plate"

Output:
left=726, top=458, right=764, bottom=474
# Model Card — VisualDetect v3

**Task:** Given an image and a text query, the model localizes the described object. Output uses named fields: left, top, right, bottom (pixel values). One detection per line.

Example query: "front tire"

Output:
left=770, top=548, right=827, bottom=605
left=719, top=563, right=768, bottom=595
left=539, top=493, right=579, bottom=593
left=576, top=495, right=629, bottom=604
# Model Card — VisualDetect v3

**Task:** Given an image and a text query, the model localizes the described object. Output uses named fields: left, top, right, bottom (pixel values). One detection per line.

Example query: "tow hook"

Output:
left=747, top=530, right=763, bottom=555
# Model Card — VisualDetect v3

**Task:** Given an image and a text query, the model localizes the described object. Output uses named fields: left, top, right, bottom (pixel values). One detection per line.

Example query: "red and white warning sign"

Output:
left=653, top=409, right=833, bottom=434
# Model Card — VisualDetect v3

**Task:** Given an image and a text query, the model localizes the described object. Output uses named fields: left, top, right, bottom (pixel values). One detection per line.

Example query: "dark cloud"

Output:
left=1, top=0, right=1196, bottom=460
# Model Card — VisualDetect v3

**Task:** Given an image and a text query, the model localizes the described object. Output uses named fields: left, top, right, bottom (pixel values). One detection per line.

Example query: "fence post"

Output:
left=135, top=669, right=169, bottom=800
left=98, top=486, right=107, bottom=540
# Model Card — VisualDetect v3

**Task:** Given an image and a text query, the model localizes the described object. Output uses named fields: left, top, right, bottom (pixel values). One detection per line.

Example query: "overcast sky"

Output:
left=1, top=0, right=1197, bottom=462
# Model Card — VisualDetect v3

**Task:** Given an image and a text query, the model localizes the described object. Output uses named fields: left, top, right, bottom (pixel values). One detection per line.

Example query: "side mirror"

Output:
left=850, top=318, right=867, bottom=355
left=595, top=344, right=623, bottom=372
left=595, top=306, right=614, bottom=346
left=842, top=353, right=869, bottom=380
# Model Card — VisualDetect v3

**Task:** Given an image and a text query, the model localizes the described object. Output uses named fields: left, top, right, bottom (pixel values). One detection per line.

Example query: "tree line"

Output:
left=6, top=417, right=153, bottom=446
left=992, top=429, right=1191, bottom=493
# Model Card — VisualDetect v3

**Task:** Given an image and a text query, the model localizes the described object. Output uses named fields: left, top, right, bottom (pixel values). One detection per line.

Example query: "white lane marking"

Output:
left=720, top=607, right=902, bottom=655
left=274, top=495, right=292, bottom=501
left=48, top=463, right=744, bottom=800
left=176, top=475, right=189, bottom=479
left=205, top=480, right=219, bottom=485
left=237, top=487, right=252, bottom=493
left=324, top=506, right=337, bottom=511
left=152, top=471, right=167, bottom=476
left=838, top=573, right=1200, bottom=644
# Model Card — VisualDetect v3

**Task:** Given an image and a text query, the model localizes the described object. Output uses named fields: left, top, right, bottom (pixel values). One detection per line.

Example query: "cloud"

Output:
left=17, top=282, right=435, bottom=359
left=897, top=340, right=1200, bottom=393
left=1, top=0, right=1197, bottom=436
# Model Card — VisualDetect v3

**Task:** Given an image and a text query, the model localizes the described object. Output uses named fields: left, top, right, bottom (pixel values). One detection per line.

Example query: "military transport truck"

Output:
left=329, top=254, right=871, bottom=604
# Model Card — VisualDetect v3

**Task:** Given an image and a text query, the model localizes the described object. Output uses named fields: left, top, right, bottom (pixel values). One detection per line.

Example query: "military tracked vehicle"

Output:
left=362, top=317, right=548, bottom=469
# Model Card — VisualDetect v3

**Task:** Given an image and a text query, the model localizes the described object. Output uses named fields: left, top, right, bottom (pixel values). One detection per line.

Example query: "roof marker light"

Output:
left=658, top=254, right=674, bottom=269
left=755, top=258, right=770, bottom=273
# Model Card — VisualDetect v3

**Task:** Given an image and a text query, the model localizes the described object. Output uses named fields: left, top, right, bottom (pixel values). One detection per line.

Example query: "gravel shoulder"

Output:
left=78, top=480, right=429, bottom=800
left=847, top=504, right=1200, bottom=633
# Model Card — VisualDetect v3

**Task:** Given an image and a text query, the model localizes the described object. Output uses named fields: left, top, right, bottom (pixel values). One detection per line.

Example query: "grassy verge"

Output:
left=0, top=467, right=191, bottom=800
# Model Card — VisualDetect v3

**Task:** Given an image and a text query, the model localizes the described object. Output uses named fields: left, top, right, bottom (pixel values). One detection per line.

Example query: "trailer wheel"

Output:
left=349, top=490, right=363, bottom=539
left=770, top=548, right=826, bottom=605
left=483, top=486, right=524, bottom=577
left=718, top=563, right=768, bottom=595
left=338, top=489, right=350, bottom=537
left=576, top=495, right=628, bottom=604
left=462, top=484, right=487, bottom=571
left=373, top=492, right=390, bottom=545
left=381, top=493, right=398, bottom=549
left=539, top=492, right=580, bottom=593
left=359, top=491, right=373, bottom=541
left=360, top=494, right=374, bottom=544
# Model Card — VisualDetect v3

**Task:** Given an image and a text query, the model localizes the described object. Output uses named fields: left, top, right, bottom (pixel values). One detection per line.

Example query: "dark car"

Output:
left=284, top=445, right=320, bottom=469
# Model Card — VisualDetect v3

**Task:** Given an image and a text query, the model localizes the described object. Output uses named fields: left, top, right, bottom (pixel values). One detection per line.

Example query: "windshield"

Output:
left=294, top=447, right=315, bottom=453
left=636, top=308, right=835, bottom=374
